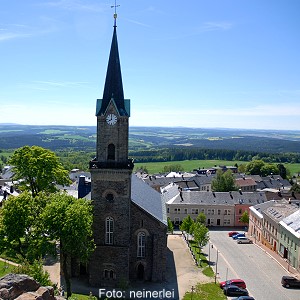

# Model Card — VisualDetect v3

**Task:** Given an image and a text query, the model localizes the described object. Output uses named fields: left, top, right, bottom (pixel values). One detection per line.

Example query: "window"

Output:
left=184, top=208, right=188, bottom=214
left=106, top=193, right=114, bottom=203
left=217, top=209, right=221, bottom=215
left=191, top=208, right=199, bottom=215
left=104, top=269, right=115, bottom=279
left=105, top=217, right=114, bottom=245
left=107, top=143, right=115, bottom=160
left=239, top=209, right=242, bottom=214
left=224, top=219, right=231, bottom=225
left=137, top=232, right=146, bottom=257
left=224, top=209, right=231, bottom=215
left=201, top=208, right=205, bottom=214
left=174, top=208, right=181, bottom=214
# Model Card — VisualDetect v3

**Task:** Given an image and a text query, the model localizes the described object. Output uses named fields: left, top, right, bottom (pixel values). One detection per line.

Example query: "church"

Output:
left=88, top=13, right=168, bottom=287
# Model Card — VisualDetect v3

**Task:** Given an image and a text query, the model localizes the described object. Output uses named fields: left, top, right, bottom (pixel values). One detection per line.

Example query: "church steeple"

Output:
left=96, top=13, right=128, bottom=116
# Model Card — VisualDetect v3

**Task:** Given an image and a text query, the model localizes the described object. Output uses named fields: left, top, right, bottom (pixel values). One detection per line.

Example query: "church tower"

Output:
left=89, top=12, right=134, bottom=287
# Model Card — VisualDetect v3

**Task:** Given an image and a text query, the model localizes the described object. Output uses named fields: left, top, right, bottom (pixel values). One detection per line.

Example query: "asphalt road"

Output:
left=203, top=229, right=300, bottom=300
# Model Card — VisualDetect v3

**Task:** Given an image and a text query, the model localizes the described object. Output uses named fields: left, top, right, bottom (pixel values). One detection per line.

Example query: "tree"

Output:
left=41, top=192, right=95, bottom=298
left=240, top=211, right=249, bottom=224
left=196, top=212, right=206, bottom=225
left=9, top=146, right=71, bottom=197
left=193, top=222, right=209, bottom=249
left=211, top=170, right=237, bottom=192
left=278, top=163, right=287, bottom=179
left=180, top=215, right=194, bottom=234
left=0, top=192, right=49, bottom=260
left=260, top=163, right=279, bottom=177
left=245, top=160, right=265, bottom=175
left=167, top=217, right=174, bottom=233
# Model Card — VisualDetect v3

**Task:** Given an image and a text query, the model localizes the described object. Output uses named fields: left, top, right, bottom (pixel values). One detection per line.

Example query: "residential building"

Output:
left=165, top=189, right=266, bottom=227
left=279, top=209, right=300, bottom=272
left=262, top=201, right=298, bottom=252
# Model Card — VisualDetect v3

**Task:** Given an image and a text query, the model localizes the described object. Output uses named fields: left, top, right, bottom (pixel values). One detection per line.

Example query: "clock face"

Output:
left=106, top=113, right=117, bottom=125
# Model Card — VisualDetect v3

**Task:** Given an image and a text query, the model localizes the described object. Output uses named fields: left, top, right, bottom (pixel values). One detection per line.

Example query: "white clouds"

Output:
left=41, top=0, right=106, bottom=12
left=200, top=22, right=233, bottom=32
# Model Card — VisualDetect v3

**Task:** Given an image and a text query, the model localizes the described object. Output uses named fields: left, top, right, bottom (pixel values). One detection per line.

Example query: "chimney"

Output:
left=239, top=189, right=242, bottom=195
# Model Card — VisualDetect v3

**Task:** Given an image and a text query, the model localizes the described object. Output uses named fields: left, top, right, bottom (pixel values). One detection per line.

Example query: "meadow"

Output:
left=134, top=159, right=300, bottom=176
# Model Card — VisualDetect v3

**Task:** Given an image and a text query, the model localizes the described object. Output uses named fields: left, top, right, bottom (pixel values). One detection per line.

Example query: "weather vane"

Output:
left=111, top=0, right=120, bottom=24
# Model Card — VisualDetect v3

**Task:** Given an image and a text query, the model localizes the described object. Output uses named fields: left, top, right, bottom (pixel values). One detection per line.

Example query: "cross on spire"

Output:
left=111, top=0, right=120, bottom=26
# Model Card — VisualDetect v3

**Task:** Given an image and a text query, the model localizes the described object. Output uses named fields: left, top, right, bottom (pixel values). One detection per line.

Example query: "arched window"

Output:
left=104, top=269, right=115, bottom=280
left=137, top=232, right=146, bottom=258
left=107, top=143, right=115, bottom=160
left=105, top=217, right=114, bottom=245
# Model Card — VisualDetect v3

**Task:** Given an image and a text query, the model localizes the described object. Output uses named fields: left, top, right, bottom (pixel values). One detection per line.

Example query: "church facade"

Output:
left=88, top=17, right=167, bottom=287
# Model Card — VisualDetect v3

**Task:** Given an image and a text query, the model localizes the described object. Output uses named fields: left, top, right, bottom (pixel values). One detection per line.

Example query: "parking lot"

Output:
left=203, top=229, right=300, bottom=300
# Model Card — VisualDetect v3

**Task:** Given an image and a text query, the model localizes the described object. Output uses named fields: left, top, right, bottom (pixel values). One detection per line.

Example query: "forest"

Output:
left=1, top=124, right=300, bottom=171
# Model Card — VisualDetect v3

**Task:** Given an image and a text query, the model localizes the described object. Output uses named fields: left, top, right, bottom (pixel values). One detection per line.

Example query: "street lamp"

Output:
left=215, top=250, right=219, bottom=284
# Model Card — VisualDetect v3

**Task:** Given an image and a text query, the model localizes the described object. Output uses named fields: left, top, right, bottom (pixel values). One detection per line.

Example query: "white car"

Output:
left=236, top=237, right=253, bottom=244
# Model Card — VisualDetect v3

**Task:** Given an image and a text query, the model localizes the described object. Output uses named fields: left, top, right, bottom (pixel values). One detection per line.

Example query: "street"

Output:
left=203, top=229, right=300, bottom=300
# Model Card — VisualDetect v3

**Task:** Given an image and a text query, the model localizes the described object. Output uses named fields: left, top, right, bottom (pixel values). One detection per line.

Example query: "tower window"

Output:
left=107, top=143, right=115, bottom=160
left=106, top=193, right=114, bottom=203
left=137, top=232, right=146, bottom=258
left=104, top=269, right=115, bottom=280
left=105, top=217, right=114, bottom=245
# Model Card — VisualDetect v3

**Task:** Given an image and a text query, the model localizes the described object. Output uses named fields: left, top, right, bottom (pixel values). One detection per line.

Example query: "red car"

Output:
left=220, top=279, right=246, bottom=289
left=228, top=231, right=239, bottom=237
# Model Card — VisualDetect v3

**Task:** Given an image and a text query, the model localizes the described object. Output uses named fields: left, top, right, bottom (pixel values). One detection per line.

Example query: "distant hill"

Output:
left=1, top=124, right=300, bottom=154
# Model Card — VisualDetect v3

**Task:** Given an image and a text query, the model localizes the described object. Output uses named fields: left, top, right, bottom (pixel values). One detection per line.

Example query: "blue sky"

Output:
left=1, top=0, right=299, bottom=130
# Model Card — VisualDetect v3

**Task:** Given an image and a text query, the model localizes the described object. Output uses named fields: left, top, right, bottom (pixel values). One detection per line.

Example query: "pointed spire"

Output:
left=98, top=4, right=127, bottom=116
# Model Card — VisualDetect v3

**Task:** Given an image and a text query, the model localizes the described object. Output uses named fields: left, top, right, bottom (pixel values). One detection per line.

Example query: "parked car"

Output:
left=281, top=275, right=300, bottom=288
left=236, top=237, right=253, bottom=244
left=228, top=231, right=239, bottom=237
left=232, top=233, right=246, bottom=239
left=223, top=285, right=248, bottom=297
left=220, top=279, right=246, bottom=289
left=232, top=297, right=255, bottom=300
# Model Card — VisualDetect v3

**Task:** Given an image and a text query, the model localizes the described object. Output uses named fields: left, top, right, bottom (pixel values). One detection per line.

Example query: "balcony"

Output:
left=89, top=158, right=134, bottom=170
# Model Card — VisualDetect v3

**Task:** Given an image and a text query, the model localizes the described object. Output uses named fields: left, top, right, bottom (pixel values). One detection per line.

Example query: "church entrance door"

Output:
left=137, top=263, right=144, bottom=280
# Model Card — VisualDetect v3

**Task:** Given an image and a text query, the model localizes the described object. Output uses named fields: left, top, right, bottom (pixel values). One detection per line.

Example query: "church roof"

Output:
left=131, top=174, right=167, bottom=225
left=97, top=25, right=127, bottom=116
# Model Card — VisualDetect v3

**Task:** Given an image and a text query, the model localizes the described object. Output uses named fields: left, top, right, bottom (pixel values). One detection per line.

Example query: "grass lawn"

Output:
left=134, top=159, right=300, bottom=177
left=0, top=260, right=15, bottom=277
left=182, top=282, right=226, bottom=300
left=134, top=159, right=246, bottom=174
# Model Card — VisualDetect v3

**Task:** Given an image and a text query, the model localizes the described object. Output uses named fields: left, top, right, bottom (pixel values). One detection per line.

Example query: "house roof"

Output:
left=263, top=201, right=299, bottom=222
left=250, top=200, right=279, bottom=219
left=131, top=174, right=167, bottom=225
left=280, top=209, right=300, bottom=238
left=166, top=190, right=267, bottom=206
left=235, top=178, right=257, bottom=187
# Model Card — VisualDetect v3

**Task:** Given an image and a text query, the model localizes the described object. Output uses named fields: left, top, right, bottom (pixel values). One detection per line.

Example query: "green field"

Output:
left=134, top=160, right=300, bottom=176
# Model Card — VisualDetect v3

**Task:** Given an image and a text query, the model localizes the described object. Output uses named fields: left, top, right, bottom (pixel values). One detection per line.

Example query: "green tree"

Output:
left=0, top=192, right=54, bottom=261
left=211, top=170, right=237, bottom=192
left=41, top=192, right=95, bottom=298
left=277, top=163, right=287, bottom=179
left=245, top=160, right=265, bottom=175
left=193, top=222, right=209, bottom=249
left=180, top=215, right=194, bottom=234
left=13, top=259, right=52, bottom=286
left=9, top=146, right=71, bottom=197
left=196, top=212, right=206, bottom=225
left=240, top=210, right=249, bottom=224
left=290, top=183, right=300, bottom=193
left=260, top=163, right=279, bottom=177
left=167, top=217, right=174, bottom=233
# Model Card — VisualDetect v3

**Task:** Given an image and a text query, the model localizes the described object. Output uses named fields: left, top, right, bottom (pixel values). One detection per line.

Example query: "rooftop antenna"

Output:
left=111, top=0, right=120, bottom=27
